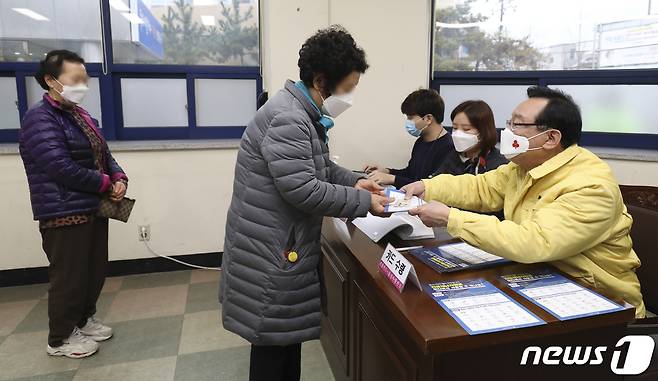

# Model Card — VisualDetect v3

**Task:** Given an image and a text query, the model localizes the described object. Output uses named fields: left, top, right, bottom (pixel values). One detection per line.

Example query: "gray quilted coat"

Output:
left=219, top=80, right=371, bottom=345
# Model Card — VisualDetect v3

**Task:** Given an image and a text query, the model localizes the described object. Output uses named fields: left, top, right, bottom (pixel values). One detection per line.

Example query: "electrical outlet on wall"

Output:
left=138, top=225, right=151, bottom=241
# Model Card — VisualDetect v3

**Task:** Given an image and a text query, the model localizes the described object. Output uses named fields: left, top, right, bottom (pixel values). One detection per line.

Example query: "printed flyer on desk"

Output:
left=500, top=272, right=625, bottom=321
left=410, top=242, right=510, bottom=273
left=424, top=279, right=545, bottom=335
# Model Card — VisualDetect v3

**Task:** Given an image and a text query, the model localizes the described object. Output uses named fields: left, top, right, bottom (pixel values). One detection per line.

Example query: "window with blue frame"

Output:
left=0, top=0, right=261, bottom=143
left=431, top=0, right=658, bottom=149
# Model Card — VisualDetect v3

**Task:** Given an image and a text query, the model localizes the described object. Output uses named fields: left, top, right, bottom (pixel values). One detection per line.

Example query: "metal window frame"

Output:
left=429, top=0, right=658, bottom=150
left=0, top=0, right=262, bottom=143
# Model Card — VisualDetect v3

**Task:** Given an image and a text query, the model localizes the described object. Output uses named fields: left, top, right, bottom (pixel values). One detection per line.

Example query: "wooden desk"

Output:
left=320, top=217, right=636, bottom=381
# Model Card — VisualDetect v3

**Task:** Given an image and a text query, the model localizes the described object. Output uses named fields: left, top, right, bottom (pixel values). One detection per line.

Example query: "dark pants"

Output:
left=249, top=343, right=302, bottom=381
left=40, top=218, right=109, bottom=347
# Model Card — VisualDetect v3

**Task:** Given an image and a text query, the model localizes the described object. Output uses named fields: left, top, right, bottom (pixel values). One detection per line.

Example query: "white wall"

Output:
left=328, top=0, right=432, bottom=170
left=0, top=149, right=237, bottom=270
left=1, top=0, right=657, bottom=271
left=262, top=0, right=431, bottom=170
left=261, top=0, right=330, bottom=94
left=605, top=159, right=658, bottom=186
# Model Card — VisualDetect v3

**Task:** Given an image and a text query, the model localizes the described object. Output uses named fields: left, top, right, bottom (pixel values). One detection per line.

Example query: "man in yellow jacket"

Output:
left=402, top=86, right=645, bottom=318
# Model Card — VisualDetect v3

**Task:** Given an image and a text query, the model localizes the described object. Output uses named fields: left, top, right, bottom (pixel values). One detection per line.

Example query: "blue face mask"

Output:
left=405, top=118, right=428, bottom=137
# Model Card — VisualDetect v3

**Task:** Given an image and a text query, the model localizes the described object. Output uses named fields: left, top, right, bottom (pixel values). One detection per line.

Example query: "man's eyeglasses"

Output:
left=506, top=120, right=547, bottom=131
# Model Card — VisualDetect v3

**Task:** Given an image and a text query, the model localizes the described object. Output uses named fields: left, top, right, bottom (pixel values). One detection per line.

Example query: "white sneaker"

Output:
left=79, top=316, right=113, bottom=342
left=47, top=327, right=99, bottom=359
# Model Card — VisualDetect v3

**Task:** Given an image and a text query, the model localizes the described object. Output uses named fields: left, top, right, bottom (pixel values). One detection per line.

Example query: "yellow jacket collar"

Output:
left=528, top=144, right=581, bottom=180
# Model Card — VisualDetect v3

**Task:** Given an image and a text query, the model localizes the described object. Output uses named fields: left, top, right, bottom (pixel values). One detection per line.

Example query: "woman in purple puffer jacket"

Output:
left=18, top=50, right=128, bottom=359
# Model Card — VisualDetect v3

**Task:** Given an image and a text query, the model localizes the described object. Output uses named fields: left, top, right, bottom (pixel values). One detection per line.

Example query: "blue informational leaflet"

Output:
left=383, top=188, right=424, bottom=213
left=424, top=279, right=545, bottom=335
left=500, top=272, right=625, bottom=321
left=410, top=242, right=510, bottom=273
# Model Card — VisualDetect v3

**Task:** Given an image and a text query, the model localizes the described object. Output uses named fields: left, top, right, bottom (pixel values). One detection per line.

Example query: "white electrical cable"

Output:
left=141, top=239, right=222, bottom=271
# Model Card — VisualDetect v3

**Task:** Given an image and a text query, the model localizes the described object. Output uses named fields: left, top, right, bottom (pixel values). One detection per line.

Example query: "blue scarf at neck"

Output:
left=294, top=81, right=334, bottom=142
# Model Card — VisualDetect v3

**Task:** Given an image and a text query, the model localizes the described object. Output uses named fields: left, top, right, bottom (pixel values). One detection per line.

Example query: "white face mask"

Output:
left=500, top=127, right=550, bottom=159
left=54, top=78, right=89, bottom=104
left=452, top=129, right=479, bottom=152
left=320, top=91, right=353, bottom=118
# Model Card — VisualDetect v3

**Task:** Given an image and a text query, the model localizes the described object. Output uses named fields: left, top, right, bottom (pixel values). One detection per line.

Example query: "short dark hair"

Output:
left=527, top=86, right=582, bottom=148
left=35, top=50, right=85, bottom=90
left=450, top=100, right=497, bottom=154
left=400, top=89, right=445, bottom=123
left=298, top=25, right=368, bottom=94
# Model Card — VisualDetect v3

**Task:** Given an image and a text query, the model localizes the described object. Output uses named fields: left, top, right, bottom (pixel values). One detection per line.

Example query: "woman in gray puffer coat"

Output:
left=220, top=26, right=390, bottom=381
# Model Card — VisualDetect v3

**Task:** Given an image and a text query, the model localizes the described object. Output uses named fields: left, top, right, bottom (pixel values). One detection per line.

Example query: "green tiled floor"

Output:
left=119, top=271, right=191, bottom=291
left=12, top=299, right=51, bottom=334
left=8, top=371, right=76, bottom=381
left=174, top=346, right=250, bottom=381
left=78, top=315, right=184, bottom=370
left=0, top=283, right=48, bottom=304
left=185, top=281, right=221, bottom=314
left=0, top=270, right=335, bottom=381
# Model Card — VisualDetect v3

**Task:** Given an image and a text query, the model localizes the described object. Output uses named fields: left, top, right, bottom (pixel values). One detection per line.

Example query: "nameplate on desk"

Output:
left=378, top=244, right=421, bottom=292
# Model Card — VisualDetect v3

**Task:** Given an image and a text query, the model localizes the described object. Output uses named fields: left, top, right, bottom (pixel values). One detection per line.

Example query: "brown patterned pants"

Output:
left=40, top=218, right=109, bottom=347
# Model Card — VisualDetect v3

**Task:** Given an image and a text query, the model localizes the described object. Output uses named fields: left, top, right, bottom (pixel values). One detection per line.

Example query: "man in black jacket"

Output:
left=364, top=89, right=455, bottom=188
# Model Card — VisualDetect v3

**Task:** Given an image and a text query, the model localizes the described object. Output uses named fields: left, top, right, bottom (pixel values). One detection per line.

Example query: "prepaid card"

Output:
left=384, top=188, right=424, bottom=213
left=500, top=272, right=624, bottom=320
left=424, top=279, right=545, bottom=335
